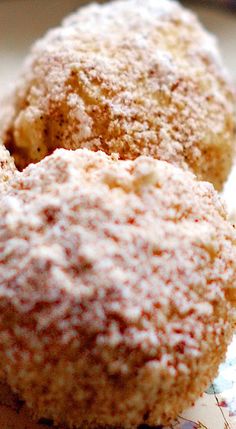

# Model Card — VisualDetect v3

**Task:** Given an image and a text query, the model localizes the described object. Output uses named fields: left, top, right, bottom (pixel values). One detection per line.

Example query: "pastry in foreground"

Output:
left=0, top=149, right=235, bottom=428
left=1, top=0, right=235, bottom=190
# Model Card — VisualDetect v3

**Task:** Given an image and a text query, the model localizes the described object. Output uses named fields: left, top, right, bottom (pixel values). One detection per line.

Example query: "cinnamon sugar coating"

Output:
left=0, top=149, right=235, bottom=428
left=1, top=0, right=235, bottom=190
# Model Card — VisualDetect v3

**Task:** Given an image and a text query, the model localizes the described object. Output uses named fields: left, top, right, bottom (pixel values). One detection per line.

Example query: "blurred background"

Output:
left=0, top=0, right=236, bottom=93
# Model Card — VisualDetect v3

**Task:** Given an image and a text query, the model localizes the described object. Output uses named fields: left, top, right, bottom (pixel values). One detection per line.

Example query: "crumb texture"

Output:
left=0, top=144, right=16, bottom=185
left=0, top=149, right=235, bottom=428
left=0, top=0, right=235, bottom=189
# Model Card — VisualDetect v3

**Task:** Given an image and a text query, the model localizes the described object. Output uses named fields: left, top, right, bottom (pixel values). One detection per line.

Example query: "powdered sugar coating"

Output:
left=1, top=0, right=235, bottom=190
left=0, top=149, right=235, bottom=428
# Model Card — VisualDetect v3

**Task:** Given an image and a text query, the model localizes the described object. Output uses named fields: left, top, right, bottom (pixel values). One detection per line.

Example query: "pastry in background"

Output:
left=0, top=148, right=235, bottom=428
left=0, top=0, right=235, bottom=190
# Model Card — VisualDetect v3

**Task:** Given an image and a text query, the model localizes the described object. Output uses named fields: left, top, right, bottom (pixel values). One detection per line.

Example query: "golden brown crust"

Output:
left=0, top=0, right=235, bottom=189
left=0, top=149, right=235, bottom=428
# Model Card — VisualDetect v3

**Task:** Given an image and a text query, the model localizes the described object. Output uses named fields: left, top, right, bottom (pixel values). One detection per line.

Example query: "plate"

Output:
left=0, top=1, right=235, bottom=428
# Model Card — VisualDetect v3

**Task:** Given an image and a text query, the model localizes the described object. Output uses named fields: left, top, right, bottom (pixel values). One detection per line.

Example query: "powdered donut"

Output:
left=0, top=0, right=235, bottom=190
left=0, top=148, right=235, bottom=428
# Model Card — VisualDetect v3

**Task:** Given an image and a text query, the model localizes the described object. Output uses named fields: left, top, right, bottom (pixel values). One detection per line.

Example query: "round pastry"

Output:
left=0, top=148, right=235, bottom=428
left=0, top=0, right=235, bottom=190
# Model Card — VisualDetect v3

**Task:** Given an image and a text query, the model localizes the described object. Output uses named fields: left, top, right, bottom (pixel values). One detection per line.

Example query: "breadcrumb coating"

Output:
left=0, top=144, right=16, bottom=184
left=1, top=0, right=235, bottom=190
left=0, top=148, right=235, bottom=428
